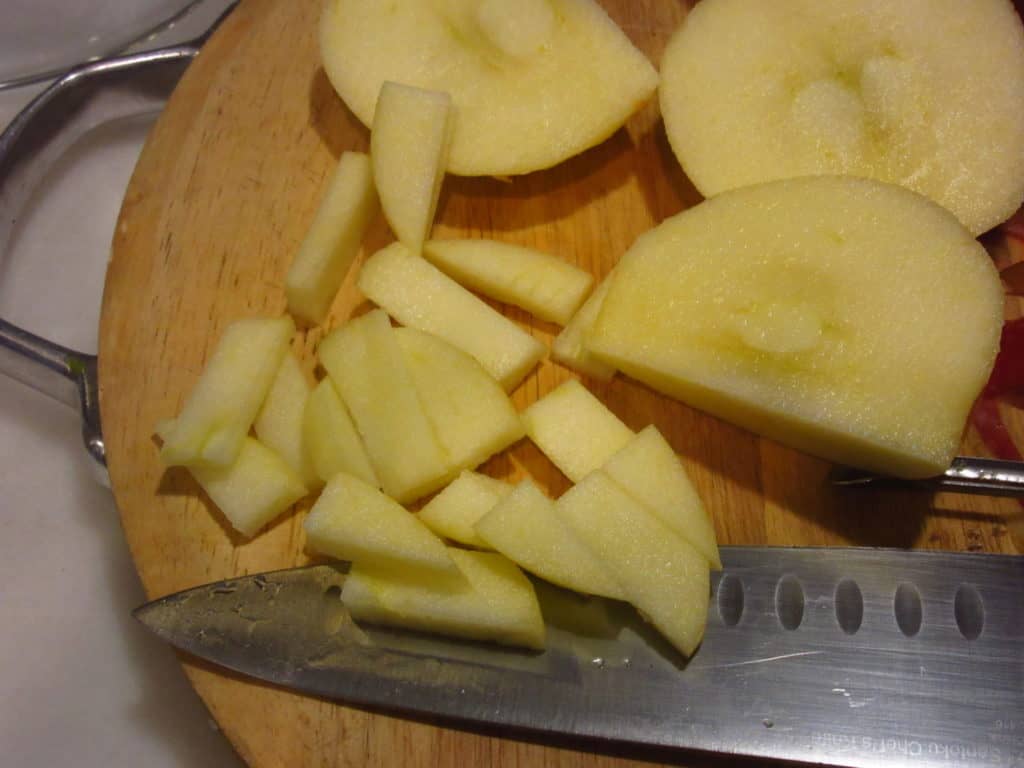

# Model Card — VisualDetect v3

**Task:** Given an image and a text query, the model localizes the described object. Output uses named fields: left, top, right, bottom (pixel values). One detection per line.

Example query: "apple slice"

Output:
left=304, top=472, right=458, bottom=577
left=318, top=309, right=450, bottom=503
left=285, top=150, right=378, bottom=325
left=395, top=327, right=524, bottom=474
left=371, top=82, right=453, bottom=253
left=159, top=315, right=294, bottom=467
left=320, top=0, right=658, bottom=176
left=551, top=274, right=616, bottom=380
left=254, top=352, right=319, bottom=489
left=302, top=379, right=379, bottom=488
left=521, top=378, right=633, bottom=482
left=658, top=0, right=1024, bottom=235
left=342, top=548, right=545, bottom=650
left=190, top=437, right=307, bottom=538
left=423, top=239, right=594, bottom=325
left=418, top=471, right=513, bottom=549
left=358, top=242, right=545, bottom=390
left=603, top=426, right=721, bottom=570
left=555, top=470, right=709, bottom=657
left=588, top=176, right=1004, bottom=478
left=475, top=479, right=626, bottom=601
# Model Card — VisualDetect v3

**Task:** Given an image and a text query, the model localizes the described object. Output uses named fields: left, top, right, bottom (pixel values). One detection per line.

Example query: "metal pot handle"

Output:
left=0, top=4, right=235, bottom=483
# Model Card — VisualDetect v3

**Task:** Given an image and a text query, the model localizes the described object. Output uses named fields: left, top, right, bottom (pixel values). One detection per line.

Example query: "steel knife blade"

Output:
left=134, top=546, right=1024, bottom=768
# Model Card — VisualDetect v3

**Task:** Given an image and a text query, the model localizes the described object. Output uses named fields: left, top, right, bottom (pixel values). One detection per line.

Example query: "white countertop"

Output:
left=0, top=46, right=242, bottom=768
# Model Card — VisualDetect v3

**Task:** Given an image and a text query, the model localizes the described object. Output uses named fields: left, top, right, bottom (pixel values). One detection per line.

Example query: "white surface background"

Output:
left=0, top=25, right=242, bottom=768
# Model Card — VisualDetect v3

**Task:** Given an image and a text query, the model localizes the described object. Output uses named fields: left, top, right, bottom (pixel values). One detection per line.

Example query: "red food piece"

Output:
left=970, top=396, right=1023, bottom=462
left=984, top=317, right=1024, bottom=398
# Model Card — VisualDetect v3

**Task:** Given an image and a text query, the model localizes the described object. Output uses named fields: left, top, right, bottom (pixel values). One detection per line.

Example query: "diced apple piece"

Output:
left=475, top=479, right=626, bottom=601
left=319, top=309, right=449, bottom=503
left=371, top=82, right=452, bottom=253
left=555, top=470, right=709, bottom=657
left=254, top=353, right=319, bottom=489
left=302, top=379, right=379, bottom=488
left=190, top=437, right=307, bottom=538
left=285, top=151, right=379, bottom=325
left=422, top=239, right=593, bottom=325
left=342, top=548, right=545, bottom=650
left=521, top=378, right=633, bottom=482
left=320, top=0, right=658, bottom=176
left=418, top=470, right=513, bottom=549
left=304, top=472, right=457, bottom=577
left=588, top=176, right=1005, bottom=478
left=358, top=242, right=545, bottom=390
left=602, top=426, right=721, bottom=569
left=395, top=327, right=524, bottom=473
left=551, top=275, right=616, bottom=380
left=658, top=0, right=1024, bottom=235
left=159, top=316, right=294, bottom=467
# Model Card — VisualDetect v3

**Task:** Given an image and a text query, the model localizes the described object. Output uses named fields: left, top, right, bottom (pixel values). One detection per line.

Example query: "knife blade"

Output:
left=135, top=546, right=1024, bottom=768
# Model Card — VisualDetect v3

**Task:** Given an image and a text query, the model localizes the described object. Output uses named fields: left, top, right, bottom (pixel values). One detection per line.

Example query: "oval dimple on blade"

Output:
left=894, top=582, right=923, bottom=637
left=954, top=584, right=985, bottom=640
left=717, top=573, right=744, bottom=627
left=775, top=575, right=804, bottom=631
left=834, top=579, right=864, bottom=635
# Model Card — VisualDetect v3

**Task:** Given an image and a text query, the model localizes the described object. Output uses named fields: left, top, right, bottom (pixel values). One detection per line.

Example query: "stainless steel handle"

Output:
left=0, top=320, right=104, bottom=471
left=0, top=3, right=235, bottom=479
left=832, top=455, right=1024, bottom=496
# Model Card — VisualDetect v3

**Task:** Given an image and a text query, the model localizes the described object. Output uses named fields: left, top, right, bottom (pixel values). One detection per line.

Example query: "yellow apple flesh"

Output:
left=659, top=0, right=1024, bottom=234
left=320, top=0, right=658, bottom=176
left=358, top=242, right=545, bottom=390
left=475, top=479, right=626, bottom=601
left=285, top=151, right=378, bottom=325
left=418, top=470, right=513, bottom=550
left=521, top=378, right=633, bottom=482
left=342, top=548, right=545, bottom=650
left=371, top=82, right=452, bottom=253
left=423, top=239, right=594, bottom=325
left=318, top=309, right=450, bottom=503
left=304, top=472, right=458, bottom=578
left=588, top=176, right=1004, bottom=478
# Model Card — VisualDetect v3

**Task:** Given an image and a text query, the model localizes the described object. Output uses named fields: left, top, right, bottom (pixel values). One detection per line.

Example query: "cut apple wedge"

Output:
left=423, top=239, right=594, bottom=325
left=475, top=479, right=626, bottom=601
left=285, top=150, right=378, bottom=325
left=190, top=437, right=307, bottom=538
left=588, top=176, right=1004, bottom=478
left=320, top=0, right=658, bottom=176
left=371, top=83, right=452, bottom=253
left=395, top=327, right=524, bottom=474
left=551, top=274, right=616, bottom=380
left=358, top=242, right=545, bottom=390
left=342, top=548, right=545, bottom=650
left=521, top=378, right=633, bottom=482
left=318, top=309, right=450, bottom=503
left=304, top=472, right=458, bottom=577
left=555, top=470, right=709, bottom=657
left=658, top=0, right=1024, bottom=235
left=159, top=315, right=294, bottom=468
left=418, top=471, right=512, bottom=549
left=302, top=379, right=379, bottom=488
left=602, top=426, right=721, bottom=570
left=254, top=352, right=319, bottom=489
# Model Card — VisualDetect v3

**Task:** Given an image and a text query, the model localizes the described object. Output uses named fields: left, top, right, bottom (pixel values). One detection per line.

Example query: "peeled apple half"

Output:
left=659, top=0, right=1024, bottom=235
left=587, top=176, right=1004, bottom=479
left=320, top=0, right=658, bottom=176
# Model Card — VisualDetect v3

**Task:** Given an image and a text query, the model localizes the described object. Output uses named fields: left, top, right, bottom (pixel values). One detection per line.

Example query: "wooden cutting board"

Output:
left=98, top=1, right=1024, bottom=765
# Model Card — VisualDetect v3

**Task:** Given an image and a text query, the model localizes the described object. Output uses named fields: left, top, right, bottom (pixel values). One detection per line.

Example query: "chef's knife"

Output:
left=135, top=546, right=1024, bottom=768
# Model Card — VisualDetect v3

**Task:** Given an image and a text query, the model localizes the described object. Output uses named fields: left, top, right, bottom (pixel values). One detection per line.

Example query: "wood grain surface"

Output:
left=98, top=1, right=1024, bottom=765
